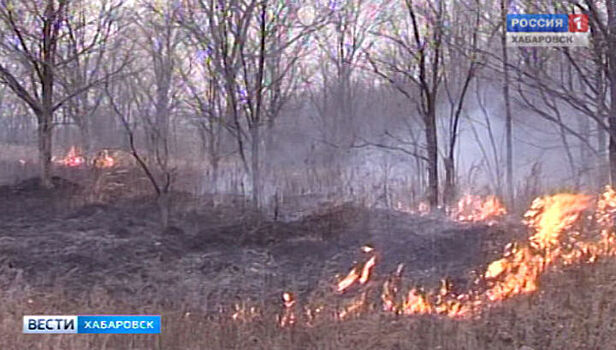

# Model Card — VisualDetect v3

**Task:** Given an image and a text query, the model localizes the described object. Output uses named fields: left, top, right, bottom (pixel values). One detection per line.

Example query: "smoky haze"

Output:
left=0, top=0, right=612, bottom=217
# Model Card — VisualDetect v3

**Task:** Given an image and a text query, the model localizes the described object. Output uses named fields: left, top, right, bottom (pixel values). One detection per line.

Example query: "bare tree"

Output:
left=441, top=0, right=483, bottom=205
left=0, top=0, right=124, bottom=187
left=180, top=0, right=322, bottom=208
left=606, top=0, right=616, bottom=184
left=366, top=0, right=445, bottom=207
left=56, top=0, right=124, bottom=156
left=500, top=0, right=514, bottom=205
left=179, top=46, right=228, bottom=193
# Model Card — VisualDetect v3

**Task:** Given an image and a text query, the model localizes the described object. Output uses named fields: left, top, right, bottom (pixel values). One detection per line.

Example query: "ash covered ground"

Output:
left=0, top=175, right=524, bottom=312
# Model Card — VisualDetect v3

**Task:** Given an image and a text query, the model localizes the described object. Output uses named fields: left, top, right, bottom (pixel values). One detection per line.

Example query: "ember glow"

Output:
left=269, top=188, right=616, bottom=326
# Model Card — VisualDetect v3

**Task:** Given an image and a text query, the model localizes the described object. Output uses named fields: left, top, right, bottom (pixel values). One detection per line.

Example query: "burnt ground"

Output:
left=0, top=176, right=527, bottom=313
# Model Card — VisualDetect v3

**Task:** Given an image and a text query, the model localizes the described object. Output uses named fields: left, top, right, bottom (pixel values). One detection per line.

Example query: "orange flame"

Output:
left=336, top=266, right=360, bottom=293
left=359, top=256, right=376, bottom=285
left=338, top=292, right=367, bottom=320
left=93, top=149, right=115, bottom=168
left=381, top=264, right=404, bottom=312
left=279, top=292, right=296, bottom=327
left=483, top=193, right=592, bottom=302
left=525, top=193, right=591, bottom=249
left=453, top=195, right=506, bottom=224
left=337, top=247, right=379, bottom=293
left=401, top=289, right=433, bottom=315
left=235, top=188, right=616, bottom=326
left=62, top=146, right=85, bottom=167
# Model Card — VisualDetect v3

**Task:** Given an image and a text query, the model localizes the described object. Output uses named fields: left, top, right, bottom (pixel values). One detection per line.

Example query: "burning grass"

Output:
left=452, top=194, right=507, bottom=224
left=269, top=187, right=616, bottom=325
left=2, top=179, right=616, bottom=349
left=2, top=258, right=616, bottom=349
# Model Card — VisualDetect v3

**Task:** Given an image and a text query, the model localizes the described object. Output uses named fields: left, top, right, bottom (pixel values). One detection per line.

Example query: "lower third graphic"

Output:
left=23, top=315, right=161, bottom=334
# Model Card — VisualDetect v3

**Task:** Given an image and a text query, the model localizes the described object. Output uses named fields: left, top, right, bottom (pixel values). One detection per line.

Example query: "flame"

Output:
left=279, top=292, right=296, bottom=327
left=337, top=247, right=378, bottom=293
left=401, top=289, right=433, bottom=315
left=453, top=195, right=506, bottom=224
left=381, top=264, right=404, bottom=312
left=418, top=201, right=430, bottom=215
left=336, top=266, right=360, bottom=293
left=338, top=292, right=367, bottom=320
left=93, top=149, right=115, bottom=168
left=483, top=193, right=592, bottom=302
left=359, top=256, right=376, bottom=284
left=61, top=146, right=85, bottom=167
left=525, top=193, right=591, bottom=249
left=596, top=186, right=616, bottom=256
left=235, top=188, right=616, bottom=326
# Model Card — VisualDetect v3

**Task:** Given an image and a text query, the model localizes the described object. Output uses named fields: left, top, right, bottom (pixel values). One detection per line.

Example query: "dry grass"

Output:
left=2, top=259, right=615, bottom=350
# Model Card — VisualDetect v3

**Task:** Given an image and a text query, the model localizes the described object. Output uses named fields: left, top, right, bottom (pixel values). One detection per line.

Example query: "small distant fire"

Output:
left=55, top=146, right=116, bottom=169
left=279, top=292, right=296, bottom=327
left=93, top=149, right=115, bottom=168
left=272, top=187, right=616, bottom=327
left=453, top=194, right=507, bottom=224
left=395, top=195, right=506, bottom=224
left=61, top=146, right=85, bottom=167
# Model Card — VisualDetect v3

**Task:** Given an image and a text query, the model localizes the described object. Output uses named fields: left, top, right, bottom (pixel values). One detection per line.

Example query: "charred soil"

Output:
left=0, top=176, right=522, bottom=311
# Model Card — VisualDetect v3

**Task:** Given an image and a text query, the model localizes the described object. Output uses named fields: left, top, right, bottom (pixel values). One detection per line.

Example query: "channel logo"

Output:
left=23, top=315, right=161, bottom=334
left=506, top=14, right=590, bottom=47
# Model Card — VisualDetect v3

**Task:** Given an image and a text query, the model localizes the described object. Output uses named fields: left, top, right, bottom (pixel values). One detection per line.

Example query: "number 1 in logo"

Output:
left=569, top=14, right=588, bottom=32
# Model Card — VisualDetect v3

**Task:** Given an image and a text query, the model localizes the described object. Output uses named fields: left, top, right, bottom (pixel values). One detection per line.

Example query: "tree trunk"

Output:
left=608, top=0, right=616, bottom=185
left=501, top=0, right=514, bottom=206
left=609, top=124, right=616, bottom=185
left=37, top=112, right=53, bottom=188
left=157, top=192, right=170, bottom=229
left=211, top=156, right=219, bottom=195
left=425, top=106, right=439, bottom=208
left=443, top=156, right=456, bottom=206
left=251, top=126, right=261, bottom=209
left=79, top=120, right=91, bottom=157
left=595, top=62, right=608, bottom=186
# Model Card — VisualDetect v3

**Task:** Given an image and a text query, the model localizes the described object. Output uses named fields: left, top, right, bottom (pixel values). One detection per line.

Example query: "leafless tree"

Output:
left=0, top=0, right=125, bottom=187
left=180, top=0, right=323, bottom=208
left=366, top=0, right=445, bottom=207
left=440, top=0, right=483, bottom=205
